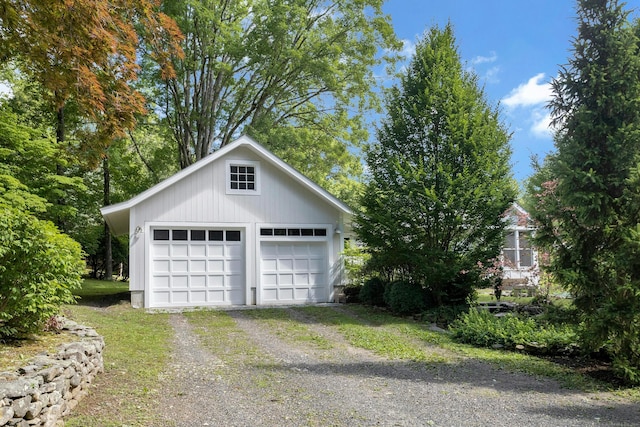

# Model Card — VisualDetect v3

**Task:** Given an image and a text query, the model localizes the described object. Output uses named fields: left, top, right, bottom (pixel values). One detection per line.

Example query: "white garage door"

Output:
left=150, top=228, right=244, bottom=307
left=260, top=241, right=327, bottom=303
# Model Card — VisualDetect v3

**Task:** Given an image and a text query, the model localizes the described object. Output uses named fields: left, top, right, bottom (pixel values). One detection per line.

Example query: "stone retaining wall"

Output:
left=0, top=320, right=104, bottom=427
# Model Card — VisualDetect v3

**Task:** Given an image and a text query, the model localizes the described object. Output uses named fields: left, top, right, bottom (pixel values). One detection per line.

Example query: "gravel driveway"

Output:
left=155, top=306, right=639, bottom=427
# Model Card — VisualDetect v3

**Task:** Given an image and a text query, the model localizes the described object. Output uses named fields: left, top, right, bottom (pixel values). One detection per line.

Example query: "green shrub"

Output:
left=422, top=304, right=468, bottom=326
left=359, top=277, right=387, bottom=307
left=343, top=284, right=362, bottom=303
left=0, top=206, right=84, bottom=339
left=383, top=280, right=425, bottom=315
left=450, top=308, right=579, bottom=355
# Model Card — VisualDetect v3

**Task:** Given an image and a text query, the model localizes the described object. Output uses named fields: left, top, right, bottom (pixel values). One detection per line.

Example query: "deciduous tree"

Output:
left=0, top=0, right=182, bottom=147
left=0, top=110, right=83, bottom=339
left=356, top=24, right=516, bottom=307
left=152, top=0, right=400, bottom=189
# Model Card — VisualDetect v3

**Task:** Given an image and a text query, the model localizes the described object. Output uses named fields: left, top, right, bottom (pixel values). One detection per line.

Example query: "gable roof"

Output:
left=505, top=203, right=533, bottom=230
left=101, top=135, right=353, bottom=235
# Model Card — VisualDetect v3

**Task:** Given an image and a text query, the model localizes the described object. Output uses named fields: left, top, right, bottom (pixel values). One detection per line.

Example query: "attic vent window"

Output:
left=226, top=160, right=261, bottom=195
left=230, top=165, right=255, bottom=190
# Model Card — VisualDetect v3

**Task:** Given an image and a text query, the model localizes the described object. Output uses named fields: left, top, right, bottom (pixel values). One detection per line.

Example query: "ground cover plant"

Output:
left=449, top=308, right=579, bottom=355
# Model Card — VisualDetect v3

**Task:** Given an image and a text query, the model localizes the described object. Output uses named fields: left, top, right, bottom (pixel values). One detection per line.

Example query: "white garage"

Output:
left=101, top=136, right=352, bottom=309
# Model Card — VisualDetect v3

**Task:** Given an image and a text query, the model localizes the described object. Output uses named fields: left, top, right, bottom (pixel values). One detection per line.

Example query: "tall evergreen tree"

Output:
left=356, top=24, right=516, bottom=307
left=527, top=0, right=640, bottom=382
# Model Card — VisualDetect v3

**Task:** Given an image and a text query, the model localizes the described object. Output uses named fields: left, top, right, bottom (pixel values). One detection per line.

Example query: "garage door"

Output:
left=150, top=228, right=244, bottom=307
left=260, top=242, right=327, bottom=303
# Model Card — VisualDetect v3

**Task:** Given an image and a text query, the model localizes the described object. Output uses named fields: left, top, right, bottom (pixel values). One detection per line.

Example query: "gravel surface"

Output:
left=156, top=307, right=639, bottom=427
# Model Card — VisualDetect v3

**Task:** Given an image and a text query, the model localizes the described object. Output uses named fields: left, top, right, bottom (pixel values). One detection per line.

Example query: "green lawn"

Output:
left=72, top=278, right=130, bottom=305
left=64, top=279, right=171, bottom=427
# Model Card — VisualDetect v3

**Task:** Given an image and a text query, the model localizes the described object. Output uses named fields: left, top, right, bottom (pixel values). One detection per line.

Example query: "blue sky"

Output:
left=381, top=0, right=640, bottom=184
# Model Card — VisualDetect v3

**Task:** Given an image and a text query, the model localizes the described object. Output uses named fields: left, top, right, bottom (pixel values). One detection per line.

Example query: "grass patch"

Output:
left=63, top=303, right=172, bottom=427
left=298, top=306, right=448, bottom=364
left=0, top=331, right=77, bottom=372
left=344, top=305, right=602, bottom=390
left=243, top=308, right=333, bottom=350
left=73, top=279, right=129, bottom=305
left=299, top=305, right=611, bottom=392
left=184, top=310, right=264, bottom=367
left=183, top=310, right=282, bottom=392
left=0, top=278, right=129, bottom=374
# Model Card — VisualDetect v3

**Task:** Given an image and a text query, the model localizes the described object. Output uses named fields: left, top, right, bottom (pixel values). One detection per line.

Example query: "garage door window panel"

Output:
left=154, top=229, right=170, bottom=240
left=260, top=228, right=329, bottom=238
left=226, top=230, right=241, bottom=241
left=172, top=230, right=188, bottom=240
left=191, top=230, right=206, bottom=241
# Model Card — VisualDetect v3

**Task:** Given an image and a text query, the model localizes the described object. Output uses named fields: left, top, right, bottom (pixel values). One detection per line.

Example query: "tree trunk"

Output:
left=103, top=156, right=113, bottom=281
left=55, top=104, right=66, bottom=228
left=56, top=105, right=65, bottom=144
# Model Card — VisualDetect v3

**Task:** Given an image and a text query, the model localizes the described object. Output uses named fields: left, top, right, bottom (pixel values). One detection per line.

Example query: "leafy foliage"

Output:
left=383, top=280, right=425, bottom=315
left=450, top=309, right=578, bottom=355
left=0, top=205, right=83, bottom=339
left=0, top=107, right=85, bottom=225
left=356, top=24, right=516, bottom=307
left=526, top=0, right=640, bottom=383
left=359, top=277, right=387, bottom=307
left=0, top=97, right=85, bottom=339
left=0, top=0, right=182, bottom=147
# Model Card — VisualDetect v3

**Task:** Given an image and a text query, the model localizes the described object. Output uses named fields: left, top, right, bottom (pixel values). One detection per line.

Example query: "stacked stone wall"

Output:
left=0, top=321, right=104, bottom=427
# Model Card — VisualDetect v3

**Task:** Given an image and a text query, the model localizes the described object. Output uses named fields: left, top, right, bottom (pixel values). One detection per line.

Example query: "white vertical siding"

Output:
left=132, top=147, right=338, bottom=225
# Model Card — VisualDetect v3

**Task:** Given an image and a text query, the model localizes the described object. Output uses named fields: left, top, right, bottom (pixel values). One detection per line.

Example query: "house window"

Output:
left=518, top=232, right=533, bottom=267
left=226, top=160, right=260, bottom=195
left=503, top=230, right=533, bottom=269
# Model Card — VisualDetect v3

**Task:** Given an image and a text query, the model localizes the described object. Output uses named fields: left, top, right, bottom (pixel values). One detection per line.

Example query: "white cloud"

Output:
left=398, top=38, right=416, bottom=59
left=531, top=109, right=553, bottom=138
left=503, top=74, right=555, bottom=138
left=502, top=73, right=552, bottom=108
left=482, top=66, right=501, bottom=84
left=471, top=51, right=497, bottom=65
left=0, top=81, right=12, bottom=99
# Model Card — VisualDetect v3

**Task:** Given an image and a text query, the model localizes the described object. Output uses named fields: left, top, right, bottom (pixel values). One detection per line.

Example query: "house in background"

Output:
left=101, top=136, right=352, bottom=309
left=501, top=203, right=539, bottom=294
